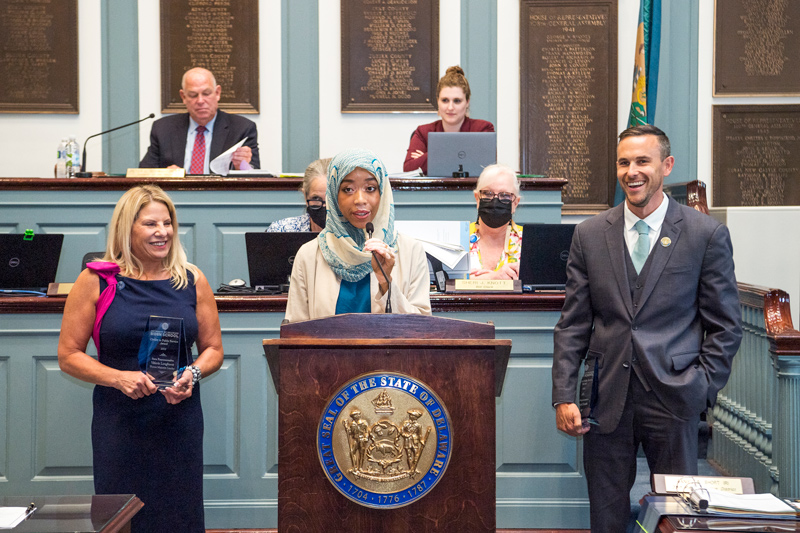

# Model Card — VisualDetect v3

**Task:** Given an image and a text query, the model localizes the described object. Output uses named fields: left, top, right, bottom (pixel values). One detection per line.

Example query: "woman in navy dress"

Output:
left=58, top=185, right=223, bottom=532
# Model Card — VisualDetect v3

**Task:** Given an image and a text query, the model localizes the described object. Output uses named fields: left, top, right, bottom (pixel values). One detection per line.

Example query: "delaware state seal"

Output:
left=316, top=371, right=453, bottom=509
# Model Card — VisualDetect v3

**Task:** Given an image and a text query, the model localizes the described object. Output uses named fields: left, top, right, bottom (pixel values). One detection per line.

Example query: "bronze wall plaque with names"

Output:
left=341, top=0, right=439, bottom=113
left=160, top=0, right=259, bottom=114
left=713, top=105, right=800, bottom=207
left=714, top=0, right=800, bottom=96
left=520, top=0, right=618, bottom=212
left=0, top=0, right=78, bottom=114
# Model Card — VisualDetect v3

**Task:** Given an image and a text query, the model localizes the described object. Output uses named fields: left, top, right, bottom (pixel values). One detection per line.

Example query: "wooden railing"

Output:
left=710, top=283, right=800, bottom=497
left=663, top=180, right=709, bottom=215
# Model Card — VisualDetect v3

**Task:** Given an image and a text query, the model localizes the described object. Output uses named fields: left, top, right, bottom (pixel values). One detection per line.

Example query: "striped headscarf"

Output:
left=318, top=148, right=397, bottom=282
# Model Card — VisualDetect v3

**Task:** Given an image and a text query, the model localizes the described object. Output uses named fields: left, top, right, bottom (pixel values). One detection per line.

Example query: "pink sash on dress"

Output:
left=85, top=261, right=121, bottom=352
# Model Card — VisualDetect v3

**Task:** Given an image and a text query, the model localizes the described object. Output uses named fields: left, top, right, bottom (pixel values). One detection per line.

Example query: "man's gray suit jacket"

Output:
left=552, top=197, right=743, bottom=433
left=139, top=110, right=260, bottom=170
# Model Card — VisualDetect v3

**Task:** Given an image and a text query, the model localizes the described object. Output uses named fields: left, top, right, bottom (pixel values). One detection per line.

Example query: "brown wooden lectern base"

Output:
left=264, top=314, right=510, bottom=532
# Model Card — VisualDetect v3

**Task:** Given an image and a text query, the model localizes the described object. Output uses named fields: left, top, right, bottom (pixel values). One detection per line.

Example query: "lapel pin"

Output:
left=660, top=237, right=672, bottom=247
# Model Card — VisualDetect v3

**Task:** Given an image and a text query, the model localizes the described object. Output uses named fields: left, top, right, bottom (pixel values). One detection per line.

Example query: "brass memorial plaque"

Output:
left=160, top=0, right=259, bottom=114
left=520, top=0, right=618, bottom=212
left=341, top=0, right=439, bottom=113
left=713, top=105, right=800, bottom=207
left=714, top=0, right=800, bottom=96
left=0, top=0, right=78, bottom=114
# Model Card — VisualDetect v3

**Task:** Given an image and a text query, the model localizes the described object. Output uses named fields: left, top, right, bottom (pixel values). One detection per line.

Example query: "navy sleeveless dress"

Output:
left=93, top=274, right=204, bottom=532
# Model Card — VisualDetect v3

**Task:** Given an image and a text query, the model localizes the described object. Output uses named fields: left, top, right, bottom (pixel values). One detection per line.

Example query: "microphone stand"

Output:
left=76, top=113, right=156, bottom=177
left=366, top=223, right=392, bottom=313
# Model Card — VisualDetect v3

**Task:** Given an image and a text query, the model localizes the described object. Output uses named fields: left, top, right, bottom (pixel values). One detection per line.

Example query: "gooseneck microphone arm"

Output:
left=365, top=222, right=392, bottom=314
left=79, top=113, right=156, bottom=174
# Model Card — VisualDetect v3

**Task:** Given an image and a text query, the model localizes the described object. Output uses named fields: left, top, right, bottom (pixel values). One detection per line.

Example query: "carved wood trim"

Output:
left=0, top=293, right=566, bottom=314
left=0, top=177, right=566, bottom=193
left=738, top=282, right=800, bottom=355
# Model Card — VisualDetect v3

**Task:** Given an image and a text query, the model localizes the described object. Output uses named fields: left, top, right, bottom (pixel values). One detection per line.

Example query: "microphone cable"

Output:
left=366, top=222, right=392, bottom=313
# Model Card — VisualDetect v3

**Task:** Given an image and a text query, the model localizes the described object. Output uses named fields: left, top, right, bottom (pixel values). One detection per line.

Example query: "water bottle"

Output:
left=66, top=135, right=80, bottom=178
left=56, top=138, right=68, bottom=178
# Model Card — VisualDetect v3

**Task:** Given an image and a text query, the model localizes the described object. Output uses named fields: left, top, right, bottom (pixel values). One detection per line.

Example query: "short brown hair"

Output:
left=436, top=65, right=471, bottom=103
left=618, top=125, right=671, bottom=160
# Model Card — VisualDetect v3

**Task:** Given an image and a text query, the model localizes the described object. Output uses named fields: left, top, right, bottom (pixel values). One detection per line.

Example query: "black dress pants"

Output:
left=583, top=372, right=699, bottom=533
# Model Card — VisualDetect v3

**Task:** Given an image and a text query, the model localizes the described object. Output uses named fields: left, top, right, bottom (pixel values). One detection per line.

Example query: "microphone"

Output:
left=366, top=222, right=392, bottom=313
left=77, top=113, right=156, bottom=176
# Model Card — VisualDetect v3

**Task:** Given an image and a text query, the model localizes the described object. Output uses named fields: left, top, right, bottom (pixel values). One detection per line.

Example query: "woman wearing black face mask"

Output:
left=469, top=164, right=522, bottom=280
left=266, top=157, right=331, bottom=233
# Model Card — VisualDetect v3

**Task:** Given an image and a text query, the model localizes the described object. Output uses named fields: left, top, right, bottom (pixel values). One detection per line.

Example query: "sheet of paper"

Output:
left=0, top=506, right=30, bottom=529
left=209, top=138, right=247, bottom=176
left=394, top=221, right=469, bottom=269
left=387, top=168, right=424, bottom=178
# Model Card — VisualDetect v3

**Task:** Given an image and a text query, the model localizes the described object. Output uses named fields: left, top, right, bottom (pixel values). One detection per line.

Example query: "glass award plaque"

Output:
left=137, top=316, right=189, bottom=390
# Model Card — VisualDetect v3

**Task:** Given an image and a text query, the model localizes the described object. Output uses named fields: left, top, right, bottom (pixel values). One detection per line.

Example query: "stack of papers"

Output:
left=703, top=489, right=799, bottom=519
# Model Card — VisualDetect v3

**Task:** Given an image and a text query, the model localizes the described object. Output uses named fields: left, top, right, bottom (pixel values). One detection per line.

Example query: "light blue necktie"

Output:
left=632, top=220, right=650, bottom=274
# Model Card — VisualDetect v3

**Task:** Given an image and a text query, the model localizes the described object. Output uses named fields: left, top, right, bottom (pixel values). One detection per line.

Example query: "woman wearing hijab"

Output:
left=285, top=148, right=431, bottom=322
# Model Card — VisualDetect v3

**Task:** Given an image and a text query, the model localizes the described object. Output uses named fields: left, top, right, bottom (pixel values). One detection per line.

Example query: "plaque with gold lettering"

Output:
left=713, top=105, right=800, bottom=207
left=0, top=0, right=78, bottom=114
left=341, top=0, right=439, bottom=113
left=714, top=0, right=800, bottom=96
left=520, top=0, right=618, bottom=212
left=160, top=0, right=259, bottom=114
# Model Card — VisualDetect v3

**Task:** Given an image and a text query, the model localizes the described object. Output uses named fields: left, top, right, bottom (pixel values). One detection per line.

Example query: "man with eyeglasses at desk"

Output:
left=468, top=164, right=523, bottom=280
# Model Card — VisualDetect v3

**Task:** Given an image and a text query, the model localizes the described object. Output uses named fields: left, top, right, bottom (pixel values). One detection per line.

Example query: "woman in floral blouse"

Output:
left=468, top=164, right=522, bottom=280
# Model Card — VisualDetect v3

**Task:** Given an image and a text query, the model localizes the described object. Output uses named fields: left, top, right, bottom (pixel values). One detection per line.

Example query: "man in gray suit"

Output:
left=140, top=67, right=259, bottom=172
left=552, top=125, right=742, bottom=532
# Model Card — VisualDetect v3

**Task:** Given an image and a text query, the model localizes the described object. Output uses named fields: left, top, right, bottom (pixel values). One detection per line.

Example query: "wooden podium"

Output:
left=263, top=314, right=511, bottom=532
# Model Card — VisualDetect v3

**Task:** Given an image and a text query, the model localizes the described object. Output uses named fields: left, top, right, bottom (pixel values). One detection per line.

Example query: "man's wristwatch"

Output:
left=188, top=365, right=202, bottom=386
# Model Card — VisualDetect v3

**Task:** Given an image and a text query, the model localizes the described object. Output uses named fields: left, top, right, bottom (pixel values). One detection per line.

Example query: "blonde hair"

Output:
left=475, top=164, right=521, bottom=197
left=301, top=157, right=332, bottom=197
left=104, top=185, right=198, bottom=289
left=436, top=66, right=471, bottom=104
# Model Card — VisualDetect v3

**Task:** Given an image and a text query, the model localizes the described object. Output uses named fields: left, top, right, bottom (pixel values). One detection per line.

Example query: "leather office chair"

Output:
left=81, top=252, right=105, bottom=270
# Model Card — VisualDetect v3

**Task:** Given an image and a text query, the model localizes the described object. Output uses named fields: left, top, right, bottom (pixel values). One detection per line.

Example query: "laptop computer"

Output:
left=518, top=224, right=575, bottom=291
left=0, top=233, right=64, bottom=294
left=245, top=232, right=319, bottom=292
left=427, top=132, right=497, bottom=178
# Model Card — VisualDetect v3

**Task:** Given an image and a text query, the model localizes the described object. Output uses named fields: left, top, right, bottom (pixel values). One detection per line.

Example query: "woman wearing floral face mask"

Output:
left=267, top=158, right=331, bottom=232
left=469, top=164, right=523, bottom=280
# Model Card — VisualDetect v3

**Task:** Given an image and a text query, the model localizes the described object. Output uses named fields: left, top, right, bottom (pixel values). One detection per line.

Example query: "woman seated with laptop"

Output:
left=285, top=148, right=431, bottom=322
left=266, top=157, right=331, bottom=232
left=469, top=164, right=523, bottom=280
left=403, top=66, right=494, bottom=175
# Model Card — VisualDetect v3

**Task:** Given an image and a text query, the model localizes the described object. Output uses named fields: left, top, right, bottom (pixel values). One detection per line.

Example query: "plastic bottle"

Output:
left=66, top=135, right=80, bottom=178
left=56, top=138, right=68, bottom=178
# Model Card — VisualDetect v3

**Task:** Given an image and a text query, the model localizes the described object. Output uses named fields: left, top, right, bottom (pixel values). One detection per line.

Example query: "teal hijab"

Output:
left=319, top=149, right=397, bottom=282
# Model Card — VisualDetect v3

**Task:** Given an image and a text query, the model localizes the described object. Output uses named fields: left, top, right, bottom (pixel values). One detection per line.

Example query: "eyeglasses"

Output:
left=306, top=197, right=325, bottom=208
left=479, top=190, right=516, bottom=203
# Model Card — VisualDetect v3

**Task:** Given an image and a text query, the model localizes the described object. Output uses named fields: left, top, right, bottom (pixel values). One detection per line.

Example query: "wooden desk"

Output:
left=0, top=293, right=583, bottom=529
left=0, top=495, right=143, bottom=533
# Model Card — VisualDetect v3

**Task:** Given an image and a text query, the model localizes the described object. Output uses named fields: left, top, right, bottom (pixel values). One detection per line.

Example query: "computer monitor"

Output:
left=427, top=132, right=497, bottom=178
left=244, top=232, right=318, bottom=291
left=0, top=233, right=64, bottom=292
left=518, top=224, right=575, bottom=291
